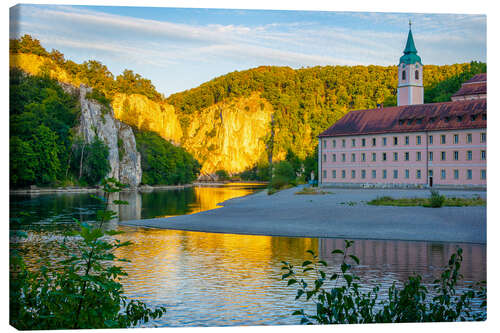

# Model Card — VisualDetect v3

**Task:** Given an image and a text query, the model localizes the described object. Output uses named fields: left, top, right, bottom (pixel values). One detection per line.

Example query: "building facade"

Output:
left=318, top=27, right=486, bottom=188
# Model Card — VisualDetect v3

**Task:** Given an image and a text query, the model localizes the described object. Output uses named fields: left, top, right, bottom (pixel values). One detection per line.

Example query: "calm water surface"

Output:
left=10, top=184, right=486, bottom=327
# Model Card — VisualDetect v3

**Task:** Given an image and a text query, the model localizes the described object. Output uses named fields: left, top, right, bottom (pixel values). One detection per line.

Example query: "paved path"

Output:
left=121, top=187, right=486, bottom=244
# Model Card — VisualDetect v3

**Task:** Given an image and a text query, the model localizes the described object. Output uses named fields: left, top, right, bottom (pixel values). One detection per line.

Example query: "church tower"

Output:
left=397, top=22, right=423, bottom=106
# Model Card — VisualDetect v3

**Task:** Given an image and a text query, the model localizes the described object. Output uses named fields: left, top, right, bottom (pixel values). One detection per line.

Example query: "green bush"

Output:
left=215, top=169, right=229, bottom=181
left=269, top=175, right=290, bottom=189
left=281, top=240, right=486, bottom=324
left=428, top=190, right=446, bottom=208
left=274, top=161, right=296, bottom=181
left=10, top=179, right=166, bottom=329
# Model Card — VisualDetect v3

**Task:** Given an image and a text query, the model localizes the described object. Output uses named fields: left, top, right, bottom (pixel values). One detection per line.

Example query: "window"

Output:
left=405, top=169, right=409, bottom=179
left=416, top=170, right=421, bottom=179
left=372, top=153, right=377, bottom=162
left=454, top=169, right=459, bottom=180
left=441, top=151, right=446, bottom=161
left=467, top=134, right=472, bottom=143
left=351, top=170, right=356, bottom=179
left=482, top=114, right=486, bottom=120
left=415, top=70, right=419, bottom=80
left=383, top=137, right=387, bottom=146
left=481, top=169, right=486, bottom=180
left=333, top=154, right=337, bottom=162
left=429, top=169, right=433, bottom=177
left=441, top=135, right=446, bottom=144
left=429, top=151, right=433, bottom=161
left=342, top=154, right=346, bottom=162
left=323, top=140, right=327, bottom=148
left=454, top=151, right=459, bottom=161
left=351, top=153, right=356, bottom=162
left=393, top=170, right=398, bottom=179
left=342, top=139, right=346, bottom=148
left=405, top=136, right=409, bottom=145
left=361, top=153, right=366, bottom=162
left=361, top=170, right=366, bottom=179
left=471, top=115, right=476, bottom=121
left=467, top=169, right=472, bottom=180
left=402, top=70, right=406, bottom=80
left=393, top=152, right=398, bottom=161
left=382, top=170, right=387, bottom=179
left=416, top=152, right=421, bottom=161
left=481, top=150, right=486, bottom=160
left=372, top=138, right=376, bottom=146
left=454, top=134, right=459, bottom=144
left=399, top=119, right=405, bottom=125
left=404, top=152, right=410, bottom=161
left=429, top=117, right=436, bottom=124
left=333, top=140, right=337, bottom=148
left=323, top=170, right=327, bottom=178
left=457, top=116, right=463, bottom=122
left=352, top=139, right=356, bottom=147
left=362, top=138, right=366, bottom=147
left=417, top=136, right=421, bottom=145
left=342, top=170, right=346, bottom=179
left=444, top=117, right=450, bottom=123
left=323, top=154, right=326, bottom=162
left=429, top=135, right=433, bottom=144
left=467, top=151, right=472, bottom=161
left=416, top=118, right=423, bottom=124
left=481, top=133, right=486, bottom=143
left=372, top=170, right=377, bottom=179
left=393, top=137, right=398, bottom=146
left=332, top=170, right=336, bottom=179
left=407, top=119, right=413, bottom=125
left=441, top=169, right=446, bottom=180
left=382, top=153, right=387, bottom=161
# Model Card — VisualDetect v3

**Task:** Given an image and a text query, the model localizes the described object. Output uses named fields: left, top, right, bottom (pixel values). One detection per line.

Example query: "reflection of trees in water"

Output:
left=318, top=238, right=485, bottom=283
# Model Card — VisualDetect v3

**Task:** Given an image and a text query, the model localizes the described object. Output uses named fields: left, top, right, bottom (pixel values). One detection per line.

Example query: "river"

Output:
left=9, top=183, right=486, bottom=327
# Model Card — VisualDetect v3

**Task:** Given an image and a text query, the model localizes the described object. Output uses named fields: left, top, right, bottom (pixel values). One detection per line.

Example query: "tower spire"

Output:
left=399, top=22, right=421, bottom=65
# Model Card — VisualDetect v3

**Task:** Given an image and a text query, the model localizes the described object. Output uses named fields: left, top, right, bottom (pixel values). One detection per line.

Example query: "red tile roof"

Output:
left=452, top=73, right=487, bottom=98
left=318, top=99, right=486, bottom=138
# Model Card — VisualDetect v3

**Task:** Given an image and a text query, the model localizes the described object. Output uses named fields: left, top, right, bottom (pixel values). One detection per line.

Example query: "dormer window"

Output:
left=482, top=114, right=487, bottom=120
left=407, top=119, right=413, bottom=125
left=416, top=118, right=423, bottom=124
left=471, top=115, right=476, bottom=121
left=444, top=117, right=450, bottom=123
left=457, top=116, right=463, bottom=122
left=399, top=119, right=405, bottom=125
left=429, top=117, right=436, bottom=124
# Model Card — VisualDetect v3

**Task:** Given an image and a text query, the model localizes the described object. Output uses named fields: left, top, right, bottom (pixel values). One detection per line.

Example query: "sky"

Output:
left=9, top=3, right=486, bottom=97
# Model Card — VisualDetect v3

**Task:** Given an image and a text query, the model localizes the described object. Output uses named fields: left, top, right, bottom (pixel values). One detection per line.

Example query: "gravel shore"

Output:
left=121, top=186, right=486, bottom=244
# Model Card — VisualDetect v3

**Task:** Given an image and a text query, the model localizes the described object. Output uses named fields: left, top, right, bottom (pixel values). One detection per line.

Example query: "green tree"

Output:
left=31, top=125, right=61, bottom=185
left=72, top=136, right=111, bottom=186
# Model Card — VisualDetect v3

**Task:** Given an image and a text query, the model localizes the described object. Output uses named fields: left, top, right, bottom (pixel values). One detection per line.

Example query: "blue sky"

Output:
left=9, top=4, right=486, bottom=97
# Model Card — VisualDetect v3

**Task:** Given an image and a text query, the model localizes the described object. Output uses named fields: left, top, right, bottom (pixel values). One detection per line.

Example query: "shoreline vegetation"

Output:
left=367, top=191, right=486, bottom=207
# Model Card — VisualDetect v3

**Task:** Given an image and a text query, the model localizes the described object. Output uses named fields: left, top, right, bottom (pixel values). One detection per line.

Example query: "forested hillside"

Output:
left=10, top=34, right=486, bottom=177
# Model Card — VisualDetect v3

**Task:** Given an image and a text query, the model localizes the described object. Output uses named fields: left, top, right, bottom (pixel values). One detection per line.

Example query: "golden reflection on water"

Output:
left=168, top=186, right=257, bottom=217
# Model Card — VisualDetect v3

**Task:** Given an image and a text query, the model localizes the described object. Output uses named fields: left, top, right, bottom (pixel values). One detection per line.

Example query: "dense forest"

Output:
left=10, top=34, right=486, bottom=180
left=134, top=130, right=201, bottom=185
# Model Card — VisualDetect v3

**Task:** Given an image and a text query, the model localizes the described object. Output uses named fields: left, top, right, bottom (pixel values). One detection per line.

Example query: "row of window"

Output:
left=322, top=168, right=486, bottom=181
left=322, top=132, right=486, bottom=149
left=322, top=150, right=486, bottom=163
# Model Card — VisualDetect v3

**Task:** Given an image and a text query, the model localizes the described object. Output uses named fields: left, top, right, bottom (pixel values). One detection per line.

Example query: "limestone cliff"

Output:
left=11, top=53, right=276, bottom=176
left=77, top=86, right=142, bottom=187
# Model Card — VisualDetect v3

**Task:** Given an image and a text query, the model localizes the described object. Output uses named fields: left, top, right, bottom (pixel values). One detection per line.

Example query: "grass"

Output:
left=295, top=187, right=332, bottom=195
left=367, top=195, right=486, bottom=207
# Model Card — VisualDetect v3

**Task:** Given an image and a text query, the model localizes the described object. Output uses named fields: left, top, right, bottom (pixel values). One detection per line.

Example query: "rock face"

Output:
left=77, top=85, right=142, bottom=187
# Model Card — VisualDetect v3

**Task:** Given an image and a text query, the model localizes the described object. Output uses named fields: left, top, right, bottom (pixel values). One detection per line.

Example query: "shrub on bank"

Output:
left=281, top=240, right=486, bottom=324
left=10, top=179, right=166, bottom=329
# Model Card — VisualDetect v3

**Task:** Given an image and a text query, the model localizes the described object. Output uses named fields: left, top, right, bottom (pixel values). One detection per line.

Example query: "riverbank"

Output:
left=121, top=186, right=486, bottom=244
left=9, top=181, right=265, bottom=195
